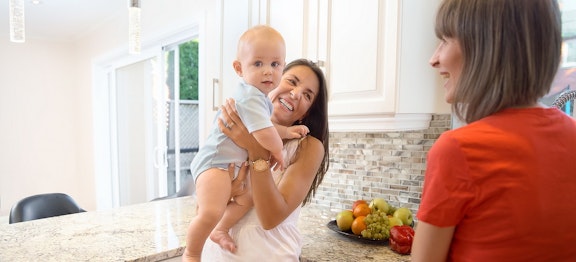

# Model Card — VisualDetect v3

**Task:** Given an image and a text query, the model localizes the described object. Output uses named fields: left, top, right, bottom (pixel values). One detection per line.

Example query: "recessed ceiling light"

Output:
left=31, top=0, right=42, bottom=5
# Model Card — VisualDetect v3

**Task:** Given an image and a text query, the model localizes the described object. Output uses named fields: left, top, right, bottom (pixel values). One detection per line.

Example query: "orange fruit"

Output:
left=352, top=199, right=367, bottom=210
left=351, top=216, right=367, bottom=235
left=353, top=203, right=371, bottom=218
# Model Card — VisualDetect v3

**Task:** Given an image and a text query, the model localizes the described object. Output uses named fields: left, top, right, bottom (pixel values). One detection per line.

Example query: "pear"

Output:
left=369, top=198, right=390, bottom=213
left=388, top=216, right=404, bottom=227
left=336, top=210, right=354, bottom=231
left=393, top=207, right=414, bottom=227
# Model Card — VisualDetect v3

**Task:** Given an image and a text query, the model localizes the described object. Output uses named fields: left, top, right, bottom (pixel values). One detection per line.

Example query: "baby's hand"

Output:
left=271, top=152, right=285, bottom=171
left=285, top=125, right=309, bottom=139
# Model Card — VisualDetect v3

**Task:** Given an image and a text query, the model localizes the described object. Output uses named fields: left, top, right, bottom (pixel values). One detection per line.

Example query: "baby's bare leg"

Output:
left=182, top=169, right=231, bottom=261
left=210, top=190, right=253, bottom=253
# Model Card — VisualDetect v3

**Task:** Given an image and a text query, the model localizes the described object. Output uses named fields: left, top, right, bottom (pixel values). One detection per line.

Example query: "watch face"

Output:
left=253, top=159, right=269, bottom=171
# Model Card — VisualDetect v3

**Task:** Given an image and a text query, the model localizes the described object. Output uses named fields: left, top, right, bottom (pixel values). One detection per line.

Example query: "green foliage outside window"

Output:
left=179, top=40, right=199, bottom=100
left=164, top=39, right=198, bottom=100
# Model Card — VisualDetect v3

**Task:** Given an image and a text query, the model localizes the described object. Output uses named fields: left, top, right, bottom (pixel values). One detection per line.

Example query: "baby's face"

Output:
left=237, top=38, right=285, bottom=95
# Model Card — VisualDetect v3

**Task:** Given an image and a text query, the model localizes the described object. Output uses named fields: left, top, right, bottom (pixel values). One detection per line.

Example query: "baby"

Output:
left=183, top=25, right=309, bottom=261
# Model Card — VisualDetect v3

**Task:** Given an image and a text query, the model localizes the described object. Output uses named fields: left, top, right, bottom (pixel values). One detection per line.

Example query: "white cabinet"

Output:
left=199, top=0, right=250, bottom=140
left=273, top=0, right=408, bottom=131
left=202, top=0, right=420, bottom=134
left=200, top=0, right=305, bottom=137
left=307, top=0, right=402, bottom=131
left=266, top=0, right=306, bottom=62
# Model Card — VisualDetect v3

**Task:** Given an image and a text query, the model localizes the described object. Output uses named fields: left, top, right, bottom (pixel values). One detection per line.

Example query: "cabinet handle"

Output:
left=153, top=146, right=159, bottom=168
left=153, top=146, right=167, bottom=168
left=212, top=78, right=220, bottom=111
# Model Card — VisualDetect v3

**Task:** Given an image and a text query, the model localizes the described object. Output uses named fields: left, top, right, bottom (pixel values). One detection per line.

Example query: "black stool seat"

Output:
left=9, top=193, right=85, bottom=224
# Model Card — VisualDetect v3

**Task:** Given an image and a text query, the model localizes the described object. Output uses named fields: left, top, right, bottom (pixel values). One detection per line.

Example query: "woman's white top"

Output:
left=201, top=138, right=303, bottom=262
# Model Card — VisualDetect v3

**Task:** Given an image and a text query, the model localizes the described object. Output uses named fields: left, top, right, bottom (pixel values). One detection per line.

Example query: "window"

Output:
left=164, top=39, right=200, bottom=196
left=542, top=0, right=576, bottom=116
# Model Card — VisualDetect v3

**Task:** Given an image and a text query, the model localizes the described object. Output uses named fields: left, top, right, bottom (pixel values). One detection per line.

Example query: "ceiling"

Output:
left=0, top=0, right=126, bottom=42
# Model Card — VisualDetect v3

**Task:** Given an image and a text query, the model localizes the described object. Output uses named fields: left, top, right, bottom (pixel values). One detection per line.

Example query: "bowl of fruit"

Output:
left=327, top=198, right=414, bottom=248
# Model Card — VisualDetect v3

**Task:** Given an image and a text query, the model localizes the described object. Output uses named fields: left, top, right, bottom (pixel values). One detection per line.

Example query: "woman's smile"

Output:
left=279, top=98, right=294, bottom=111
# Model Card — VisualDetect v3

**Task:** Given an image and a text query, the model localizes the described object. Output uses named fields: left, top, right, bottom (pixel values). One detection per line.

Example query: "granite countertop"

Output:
left=299, top=207, right=410, bottom=262
left=0, top=196, right=410, bottom=262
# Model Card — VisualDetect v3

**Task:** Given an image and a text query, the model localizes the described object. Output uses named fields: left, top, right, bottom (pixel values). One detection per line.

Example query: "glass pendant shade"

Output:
left=9, top=0, right=25, bottom=43
left=129, top=0, right=141, bottom=54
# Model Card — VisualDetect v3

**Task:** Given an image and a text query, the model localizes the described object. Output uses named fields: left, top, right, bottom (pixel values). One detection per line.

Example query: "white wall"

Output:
left=0, top=40, right=84, bottom=216
left=0, top=0, right=209, bottom=216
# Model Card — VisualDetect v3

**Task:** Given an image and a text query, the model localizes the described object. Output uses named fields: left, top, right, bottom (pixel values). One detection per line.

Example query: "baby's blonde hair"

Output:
left=236, top=25, right=285, bottom=60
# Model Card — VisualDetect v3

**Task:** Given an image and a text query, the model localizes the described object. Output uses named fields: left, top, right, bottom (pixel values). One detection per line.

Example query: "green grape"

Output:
left=360, top=212, right=391, bottom=240
left=361, top=230, right=372, bottom=239
left=365, top=216, right=373, bottom=224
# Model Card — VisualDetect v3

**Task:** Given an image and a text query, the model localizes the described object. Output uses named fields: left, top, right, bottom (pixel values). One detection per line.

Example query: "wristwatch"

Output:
left=250, top=158, right=270, bottom=172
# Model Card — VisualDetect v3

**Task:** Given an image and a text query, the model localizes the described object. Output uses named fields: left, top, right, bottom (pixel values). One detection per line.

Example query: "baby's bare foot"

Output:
left=210, top=230, right=237, bottom=253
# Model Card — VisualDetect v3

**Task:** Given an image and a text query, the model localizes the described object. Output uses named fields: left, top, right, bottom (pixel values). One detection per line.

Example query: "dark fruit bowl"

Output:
left=326, top=220, right=389, bottom=245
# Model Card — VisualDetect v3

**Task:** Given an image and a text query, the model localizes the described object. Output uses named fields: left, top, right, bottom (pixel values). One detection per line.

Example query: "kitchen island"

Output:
left=0, top=196, right=410, bottom=261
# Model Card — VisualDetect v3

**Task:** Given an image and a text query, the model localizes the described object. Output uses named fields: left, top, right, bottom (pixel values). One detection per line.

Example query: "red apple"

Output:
left=352, top=199, right=367, bottom=210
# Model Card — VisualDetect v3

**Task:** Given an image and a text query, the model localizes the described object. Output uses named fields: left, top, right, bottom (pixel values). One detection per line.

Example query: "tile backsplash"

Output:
left=310, top=114, right=451, bottom=219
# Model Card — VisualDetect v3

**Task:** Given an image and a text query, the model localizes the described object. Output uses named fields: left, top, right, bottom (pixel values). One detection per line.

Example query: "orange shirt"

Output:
left=417, top=107, right=576, bottom=261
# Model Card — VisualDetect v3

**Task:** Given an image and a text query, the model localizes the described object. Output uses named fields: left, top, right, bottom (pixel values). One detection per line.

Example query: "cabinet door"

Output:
left=266, top=0, right=306, bottom=62
left=203, top=0, right=308, bottom=133
left=219, top=0, right=252, bottom=105
left=317, top=0, right=400, bottom=118
left=217, top=0, right=306, bottom=103
left=200, top=0, right=251, bottom=139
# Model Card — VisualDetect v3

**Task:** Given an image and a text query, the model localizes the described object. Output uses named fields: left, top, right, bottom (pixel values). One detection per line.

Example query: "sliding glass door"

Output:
left=108, top=38, right=199, bottom=206
left=163, top=40, right=200, bottom=197
left=114, top=58, right=159, bottom=205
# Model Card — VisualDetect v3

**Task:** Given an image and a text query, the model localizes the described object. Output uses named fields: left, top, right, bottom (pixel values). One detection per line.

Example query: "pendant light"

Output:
left=129, top=0, right=141, bottom=54
left=9, top=0, right=25, bottom=43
